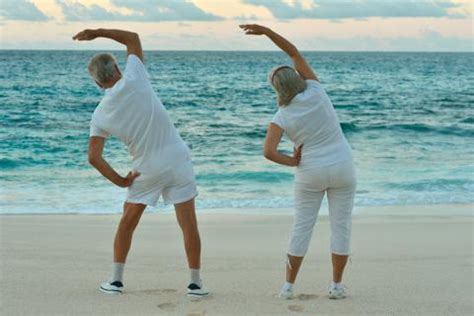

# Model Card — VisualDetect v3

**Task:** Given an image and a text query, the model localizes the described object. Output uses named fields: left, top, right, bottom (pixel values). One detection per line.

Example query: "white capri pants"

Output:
left=288, top=159, right=356, bottom=257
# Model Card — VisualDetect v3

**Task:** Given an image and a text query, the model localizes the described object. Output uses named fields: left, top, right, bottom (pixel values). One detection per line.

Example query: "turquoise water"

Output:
left=1, top=51, right=473, bottom=214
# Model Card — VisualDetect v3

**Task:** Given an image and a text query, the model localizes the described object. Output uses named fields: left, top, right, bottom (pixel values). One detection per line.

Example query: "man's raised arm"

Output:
left=73, top=28, right=143, bottom=61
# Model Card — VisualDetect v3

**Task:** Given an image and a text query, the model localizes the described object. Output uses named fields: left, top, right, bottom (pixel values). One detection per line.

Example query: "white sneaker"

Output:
left=187, top=283, right=209, bottom=297
left=99, top=281, right=123, bottom=295
left=328, top=285, right=347, bottom=299
left=279, top=286, right=295, bottom=300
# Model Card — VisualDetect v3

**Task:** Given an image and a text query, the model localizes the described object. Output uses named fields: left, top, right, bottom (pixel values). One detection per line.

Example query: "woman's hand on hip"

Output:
left=292, top=145, right=303, bottom=166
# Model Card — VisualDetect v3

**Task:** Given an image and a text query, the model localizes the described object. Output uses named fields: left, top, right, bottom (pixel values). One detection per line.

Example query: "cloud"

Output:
left=233, top=13, right=261, bottom=21
left=242, top=0, right=465, bottom=19
left=57, top=0, right=223, bottom=22
left=0, top=0, right=49, bottom=21
left=56, top=1, right=123, bottom=21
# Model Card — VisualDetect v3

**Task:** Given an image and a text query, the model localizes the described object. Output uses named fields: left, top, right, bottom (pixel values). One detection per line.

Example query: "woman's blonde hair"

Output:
left=268, top=65, right=306, bottom=106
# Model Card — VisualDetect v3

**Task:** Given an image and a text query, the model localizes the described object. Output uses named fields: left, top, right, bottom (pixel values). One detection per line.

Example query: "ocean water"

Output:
left=1, top=51, right=473, bottom=214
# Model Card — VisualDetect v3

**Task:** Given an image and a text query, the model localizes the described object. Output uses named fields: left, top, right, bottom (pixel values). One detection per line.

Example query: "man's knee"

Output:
left=119, top=219, right=136, bottom=232
left=119, top=213, right=141, bottom=231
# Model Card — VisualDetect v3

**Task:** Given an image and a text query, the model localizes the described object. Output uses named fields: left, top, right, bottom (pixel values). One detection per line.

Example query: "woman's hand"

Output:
left=264, top=123, right=304, bottom=167
left=239, top=24, right=318, bottom=81
left=239, top=24, right=269, bottom=36
left=292, top=145, right=303, bottom=166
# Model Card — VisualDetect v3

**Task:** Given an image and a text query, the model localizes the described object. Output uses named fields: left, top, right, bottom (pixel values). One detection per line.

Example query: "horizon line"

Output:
left=1, top=49, right=472, bottom=53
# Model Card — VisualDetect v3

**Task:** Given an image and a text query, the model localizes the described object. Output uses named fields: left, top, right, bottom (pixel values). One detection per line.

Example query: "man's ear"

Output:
left=95, top=80, right=104, bottom=89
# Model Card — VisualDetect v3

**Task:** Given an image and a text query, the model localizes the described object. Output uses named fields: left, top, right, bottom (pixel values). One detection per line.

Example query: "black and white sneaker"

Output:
left=187, top=283, right=209, bottom=297
left=99, top=281, right=123, bottom=295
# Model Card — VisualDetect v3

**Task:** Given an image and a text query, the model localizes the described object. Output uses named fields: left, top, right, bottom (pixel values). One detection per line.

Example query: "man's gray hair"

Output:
left=269, top=65, right=306, bottom=106
left=88, top=53, right=117, bottom=84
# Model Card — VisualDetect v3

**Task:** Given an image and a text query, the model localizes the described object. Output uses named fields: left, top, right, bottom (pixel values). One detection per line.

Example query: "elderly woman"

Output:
left=240, top=24, right=356, bottom=300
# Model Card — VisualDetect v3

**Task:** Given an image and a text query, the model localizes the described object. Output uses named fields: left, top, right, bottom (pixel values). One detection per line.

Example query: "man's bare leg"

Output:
left=174, top=198, right=208, bottom=296
left=114, top=202, right=147, bottom=263
left=100, top=202, right=146, bottom=294
left=174, top=198, right=201, bottom=269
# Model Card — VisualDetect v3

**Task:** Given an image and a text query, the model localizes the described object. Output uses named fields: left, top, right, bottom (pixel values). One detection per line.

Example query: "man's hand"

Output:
left=73, top=28, right=143, bottom=61
left=239, top=24, right=269, bottom=36
left=88, top=137, right=142, bottom=187
left=292, top=145, right=303, bottom=166
left=119, top=171, right=141, bottom=188
left=73, top=29, right=99, bottom=41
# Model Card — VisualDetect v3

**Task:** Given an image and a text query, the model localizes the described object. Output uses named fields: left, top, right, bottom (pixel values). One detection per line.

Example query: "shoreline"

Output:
left=1, top=203, right=472, bottom=217
left=1, top=49, right=473, bottom=53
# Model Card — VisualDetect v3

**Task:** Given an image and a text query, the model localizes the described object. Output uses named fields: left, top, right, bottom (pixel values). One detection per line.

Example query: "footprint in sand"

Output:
left=142, top=288, right=177, bottom=295
left=288, top=304, right=304, bottom=312
left=297, top=293, right=319, bottom=301
left=187, top=311, right=206, bottom=316
left=157, top=302, right=176, bottom=311
left=162, top=289, right=178, bottom=293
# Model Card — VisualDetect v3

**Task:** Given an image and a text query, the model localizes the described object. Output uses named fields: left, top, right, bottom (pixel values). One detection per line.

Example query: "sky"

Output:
left=0, top=0, right=472, bottom=51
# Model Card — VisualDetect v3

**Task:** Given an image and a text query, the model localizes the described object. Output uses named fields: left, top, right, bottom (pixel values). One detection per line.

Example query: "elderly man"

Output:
left=73, top=28, right=208, bottom=297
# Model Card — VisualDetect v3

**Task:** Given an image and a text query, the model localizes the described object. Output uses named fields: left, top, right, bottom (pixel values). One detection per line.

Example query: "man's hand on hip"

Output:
left=119, top=171, right=141, bottom=188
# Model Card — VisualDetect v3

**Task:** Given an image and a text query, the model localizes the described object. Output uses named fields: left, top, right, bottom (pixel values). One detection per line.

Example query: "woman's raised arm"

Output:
left=240, top=24, right=318, bottom=81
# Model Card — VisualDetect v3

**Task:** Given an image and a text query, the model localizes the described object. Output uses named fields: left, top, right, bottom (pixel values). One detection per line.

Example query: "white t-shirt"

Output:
left=90, top=54, right=190, bottom=175
left=271, top=80, right=352, bottom=168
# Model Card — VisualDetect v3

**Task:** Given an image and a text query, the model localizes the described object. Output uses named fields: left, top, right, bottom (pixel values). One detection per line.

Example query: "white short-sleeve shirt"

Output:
left=89, top=54, right=190, bottom=175
left=271, top=80, right=352, bottom=168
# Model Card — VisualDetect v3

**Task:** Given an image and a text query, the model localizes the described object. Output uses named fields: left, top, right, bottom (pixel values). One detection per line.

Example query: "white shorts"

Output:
left=126, top=159, right=198, bottom=206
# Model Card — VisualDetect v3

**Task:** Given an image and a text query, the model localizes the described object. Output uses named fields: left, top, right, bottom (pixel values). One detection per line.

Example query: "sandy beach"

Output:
left=1, top=204, right=473, bottom=315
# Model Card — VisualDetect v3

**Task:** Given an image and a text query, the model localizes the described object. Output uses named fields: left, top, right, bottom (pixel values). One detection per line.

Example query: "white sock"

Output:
left=111, top=262, right=125, bottom=283
left=190, top=269, right=201, bottom=286
left=282, top=281, right=294, bottom=291
left=331, top=281, right=342, bottom=290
